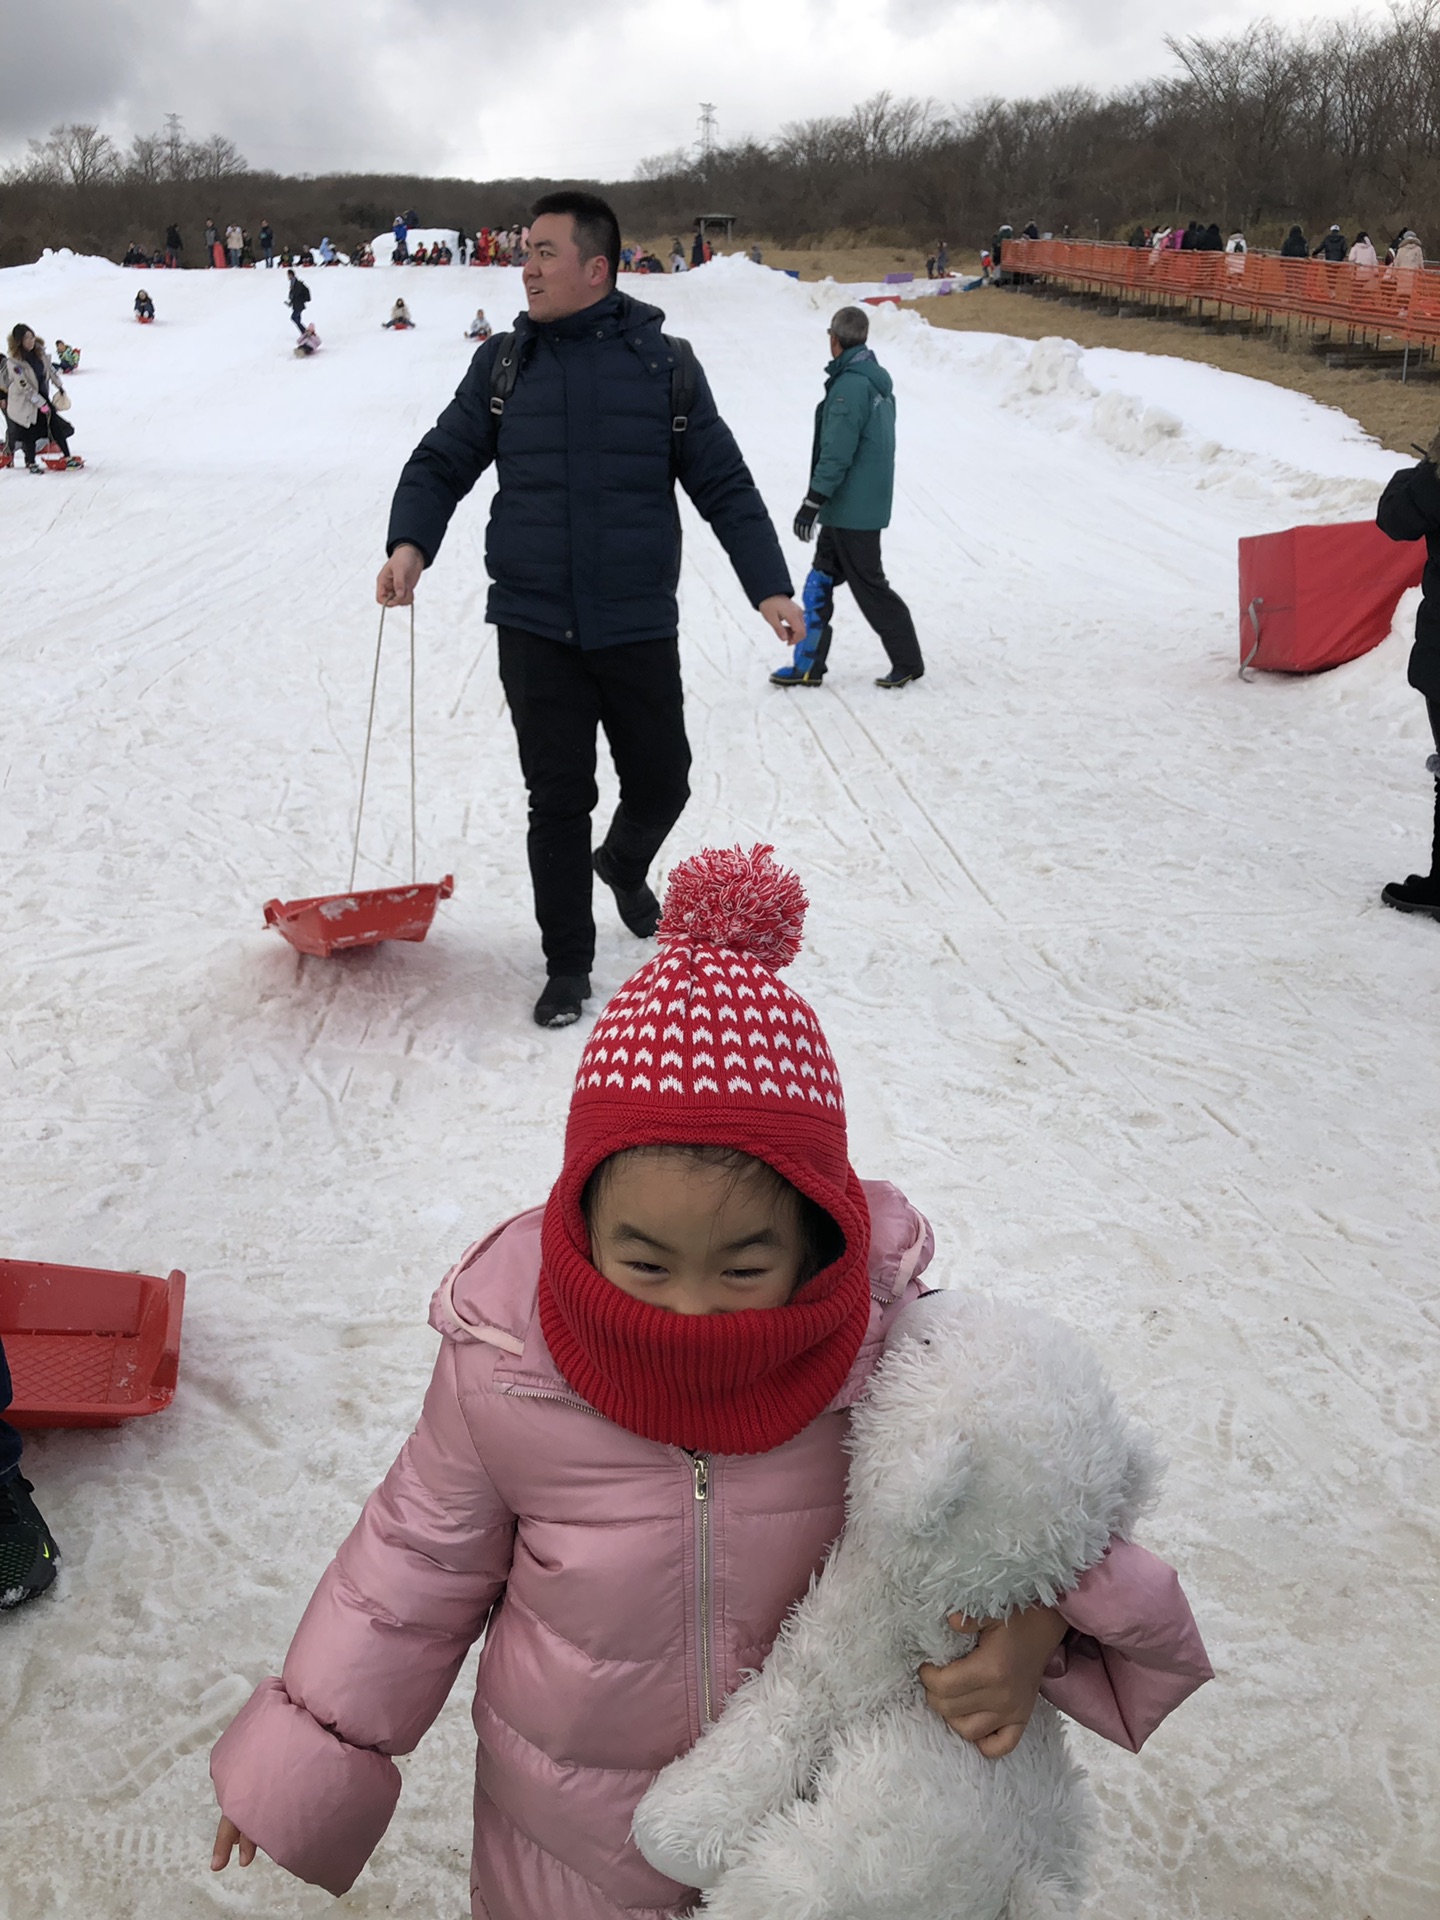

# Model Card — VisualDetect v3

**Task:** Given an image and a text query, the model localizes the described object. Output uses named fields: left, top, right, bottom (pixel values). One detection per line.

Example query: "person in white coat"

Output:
left=1394, top=230, right=1425, bottom=270
left=225, top=223, right=243, bottom=268
left=3, top=324, right=77, bottom=470
left=1349, top=232, right=1378, bottom=267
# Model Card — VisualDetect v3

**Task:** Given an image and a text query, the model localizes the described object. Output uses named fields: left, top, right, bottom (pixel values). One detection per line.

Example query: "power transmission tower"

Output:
left=163, top=113, right=185, bottom=178
left=698, top=102, right=718, bottom=173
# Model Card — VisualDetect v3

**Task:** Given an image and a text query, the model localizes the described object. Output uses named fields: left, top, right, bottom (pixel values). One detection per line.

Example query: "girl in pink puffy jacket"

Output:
left=210, top=846, right=1211, bottom=1920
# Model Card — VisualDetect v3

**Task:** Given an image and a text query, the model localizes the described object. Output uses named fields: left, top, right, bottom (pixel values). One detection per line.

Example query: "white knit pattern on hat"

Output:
left=573, top=948, right=844, bottom=1111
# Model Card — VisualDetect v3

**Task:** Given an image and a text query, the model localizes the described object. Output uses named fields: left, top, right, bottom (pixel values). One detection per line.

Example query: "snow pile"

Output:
left=1, top=252, right=1437, bottom=1920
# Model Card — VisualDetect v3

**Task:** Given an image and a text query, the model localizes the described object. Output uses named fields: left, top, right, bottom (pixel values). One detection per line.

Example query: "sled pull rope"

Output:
left=348, top=603, right=418, bottom=892
left=1239, top=595, right=1263, bottom=680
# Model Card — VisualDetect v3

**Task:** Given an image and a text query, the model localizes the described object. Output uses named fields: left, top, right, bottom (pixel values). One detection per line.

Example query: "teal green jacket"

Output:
left=808, top=344, right=896, bottom=530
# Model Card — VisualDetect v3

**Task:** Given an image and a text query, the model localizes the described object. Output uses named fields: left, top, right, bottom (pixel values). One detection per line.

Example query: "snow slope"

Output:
left=2, top=252, right=1437, bottom=1920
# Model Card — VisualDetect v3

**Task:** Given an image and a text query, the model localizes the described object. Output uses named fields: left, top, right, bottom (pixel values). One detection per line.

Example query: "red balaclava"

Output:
left=539, top=844, right=873, bottom=1455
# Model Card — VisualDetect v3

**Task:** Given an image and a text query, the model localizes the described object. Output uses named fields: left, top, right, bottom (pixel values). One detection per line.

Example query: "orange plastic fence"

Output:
left=1003, top=239, right=1440, bottom=346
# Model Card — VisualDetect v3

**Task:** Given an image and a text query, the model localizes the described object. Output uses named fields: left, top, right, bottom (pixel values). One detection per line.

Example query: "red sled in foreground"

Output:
left=1238, top=519, right=1423, bottom=676
left=263, top=874, right=455, bottom=956
left=0, top=1260, right=185, bottom=1429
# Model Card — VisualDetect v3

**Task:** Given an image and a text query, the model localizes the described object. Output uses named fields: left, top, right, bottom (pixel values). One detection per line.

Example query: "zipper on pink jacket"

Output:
left=500, top=1385, right=718, bottom=1724
left=687, top=1451, right=715, bottom=1726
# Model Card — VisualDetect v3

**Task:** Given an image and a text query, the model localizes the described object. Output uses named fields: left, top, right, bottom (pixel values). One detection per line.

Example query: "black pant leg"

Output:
left=828, top=527, right=923, bottom=675
left=497, top=629, right=602, bottom=977
left=1428, top=696, right=1440, bottom=754
left=0, top=1333, right=21, bottom=1482
left=592, top=638, right=692, bottom=887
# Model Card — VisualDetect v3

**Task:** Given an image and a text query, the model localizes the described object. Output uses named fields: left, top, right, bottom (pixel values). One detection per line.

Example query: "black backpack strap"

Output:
left=487, top=331, right=520, bottom=420
left=661, top=332, right=698, bottom=473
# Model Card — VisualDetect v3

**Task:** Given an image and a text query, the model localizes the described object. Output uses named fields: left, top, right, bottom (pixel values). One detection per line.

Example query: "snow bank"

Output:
left=2, top=249, right=1436, bottom=1920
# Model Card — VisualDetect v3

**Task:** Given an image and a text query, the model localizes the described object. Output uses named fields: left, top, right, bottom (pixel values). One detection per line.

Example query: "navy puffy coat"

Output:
left=386, top=291, right=792, bottom=650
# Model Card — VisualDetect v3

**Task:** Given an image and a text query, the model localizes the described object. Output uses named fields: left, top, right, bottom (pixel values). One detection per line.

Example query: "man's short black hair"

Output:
left=530, top=190, right=621, bottom=283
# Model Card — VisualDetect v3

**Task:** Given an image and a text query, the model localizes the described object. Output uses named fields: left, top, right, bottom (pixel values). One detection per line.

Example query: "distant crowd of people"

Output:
left=121, top=222, right=377, bottom=271
left=117, top=213, right=744, bottom=278
left=1121, top=219, right=1425, bottom=268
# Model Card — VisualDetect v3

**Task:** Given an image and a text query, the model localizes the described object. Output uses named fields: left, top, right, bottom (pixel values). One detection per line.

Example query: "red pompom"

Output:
left=657, top=844, right=809, bottom=969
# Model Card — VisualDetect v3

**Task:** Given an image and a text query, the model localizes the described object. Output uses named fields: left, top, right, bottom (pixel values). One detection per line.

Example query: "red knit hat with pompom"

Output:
left=539, top=844, right=872, bottom=1455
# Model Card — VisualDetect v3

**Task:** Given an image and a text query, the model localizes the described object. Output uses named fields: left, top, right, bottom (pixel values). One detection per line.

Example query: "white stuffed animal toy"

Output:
left=632, top=1290, right=1160, bottom=1920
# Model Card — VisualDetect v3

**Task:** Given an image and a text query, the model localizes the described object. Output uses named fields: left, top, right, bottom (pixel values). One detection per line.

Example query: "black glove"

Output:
left=793, top=492, right=826, bottom=542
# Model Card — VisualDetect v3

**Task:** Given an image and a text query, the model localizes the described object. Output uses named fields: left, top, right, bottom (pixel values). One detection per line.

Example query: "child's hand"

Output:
left=918, top=1604, right=1068, bottom=1759
left=211, top=1814, right=257, bottom=1872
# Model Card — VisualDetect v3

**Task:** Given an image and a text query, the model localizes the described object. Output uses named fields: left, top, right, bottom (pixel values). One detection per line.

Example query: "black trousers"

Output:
left=811, top=526, right=922, bottom=676
left=497, top=629, right=692, bottom=976
left=16, top=411, right=72, bottom=465
left=0, top=1335, right=20, bottom=1482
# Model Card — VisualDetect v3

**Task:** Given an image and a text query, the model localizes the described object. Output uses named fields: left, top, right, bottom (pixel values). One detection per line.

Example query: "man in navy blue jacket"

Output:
left=379, top=190, right=803, bottom=1027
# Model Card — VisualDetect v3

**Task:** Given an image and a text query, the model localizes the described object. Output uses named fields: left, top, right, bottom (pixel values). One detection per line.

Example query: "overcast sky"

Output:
left=0, top=0, right=1394, bottom=182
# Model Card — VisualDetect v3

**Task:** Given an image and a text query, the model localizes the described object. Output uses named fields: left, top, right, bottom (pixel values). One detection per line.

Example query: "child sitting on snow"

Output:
left=293, top=324, right=321, bottom=357
left=464, top=307, right=492, bottom=340
left=209, top=846, right=1211, bottom=1920
left=134, top=291, right=155, bottom=321
left=53, top=339, right=80, bottom=373
left=383, top=298, right=413, bottom=329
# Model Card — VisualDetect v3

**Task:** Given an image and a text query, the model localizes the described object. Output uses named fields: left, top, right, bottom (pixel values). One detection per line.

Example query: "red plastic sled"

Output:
left=1238, top=520, right=1424, bottom=675
left=0, top=1259, right=186, bottom=1429
left=137, top=313, right=154, bottom=323
left=264, top=874, right=454, bottom=956
left=41, top=447, right=81, bottom=471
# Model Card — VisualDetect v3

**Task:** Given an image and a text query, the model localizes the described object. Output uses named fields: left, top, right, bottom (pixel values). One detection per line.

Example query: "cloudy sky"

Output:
left=0, top=0, right=1394, bottom=181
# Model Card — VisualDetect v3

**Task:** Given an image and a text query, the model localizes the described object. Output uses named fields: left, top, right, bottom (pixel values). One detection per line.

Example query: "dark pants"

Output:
left=290, top=306, right=307, bottom=333
left=1429, top=696, right=1440, bottom=754
left=811, top=526, right=923, bottom=676
left=16, top=411, right=72, bottom=466
left=497, top=629, right=692, bottom=976
left=0, top=1336, right=21, bottom=1483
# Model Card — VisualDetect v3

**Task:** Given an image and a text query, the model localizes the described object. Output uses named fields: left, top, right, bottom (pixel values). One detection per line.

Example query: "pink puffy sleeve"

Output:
left=1041, top=1537, right=1213, bottom=1751
left=210, top=1339, right=517, bottom=1894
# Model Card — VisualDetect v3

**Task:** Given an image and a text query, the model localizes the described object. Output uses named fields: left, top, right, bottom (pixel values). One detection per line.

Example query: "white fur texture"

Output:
left=632, top=1291, right=1160, bottom=1920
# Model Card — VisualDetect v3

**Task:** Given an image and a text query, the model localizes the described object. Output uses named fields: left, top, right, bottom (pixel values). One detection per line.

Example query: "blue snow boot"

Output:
left=771, top=569, right=832, bottom=687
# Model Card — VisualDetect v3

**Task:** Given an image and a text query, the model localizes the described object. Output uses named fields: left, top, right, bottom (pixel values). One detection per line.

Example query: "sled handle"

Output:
left=1239, top=596, right=1263, bottom=681
left=348, top=603, right=418, bottom=891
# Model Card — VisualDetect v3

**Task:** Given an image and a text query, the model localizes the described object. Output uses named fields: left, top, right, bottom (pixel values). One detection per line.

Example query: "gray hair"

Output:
left=829, top=306, right=870, bottom=349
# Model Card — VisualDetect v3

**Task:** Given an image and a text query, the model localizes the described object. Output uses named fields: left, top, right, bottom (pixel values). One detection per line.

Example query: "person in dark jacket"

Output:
left=164, top=223, right=183, bottom=268
left=774, top=306, right=922, bottom=691
left=1280, top=225, right=1308, bottom=258
left=1198, top=223, right=1225, bottom=252
left=1376, top=436, right=1440, bottom=916
left=1312, top=224, right=1347, bottom=262
left=285, top=269, right=310, bottom=334
left=379, top=189, right=803, bottom=1028
left=259, top=221, right=274, bottom=268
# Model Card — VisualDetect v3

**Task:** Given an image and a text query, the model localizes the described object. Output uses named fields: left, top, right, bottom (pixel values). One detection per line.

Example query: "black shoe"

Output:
left=592, top=846, right=660, bottom=938
left=875, top=667, right=923, bottom=688
left=0, top=1474, right=59, bottom=1610
left=534, top=973, right=591, bottom=1028
left=25, top=463, right=42, bottom=475
left=1382, top=873, right=1440, bottom=918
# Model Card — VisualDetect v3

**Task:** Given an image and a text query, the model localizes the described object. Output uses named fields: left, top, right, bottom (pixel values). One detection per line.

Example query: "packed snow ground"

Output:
left=2, top=252, right=1437, bottom=1920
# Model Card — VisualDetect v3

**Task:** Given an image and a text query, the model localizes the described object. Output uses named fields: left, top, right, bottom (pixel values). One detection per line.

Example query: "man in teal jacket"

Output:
left=772, top=305, right=923, bottom=689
